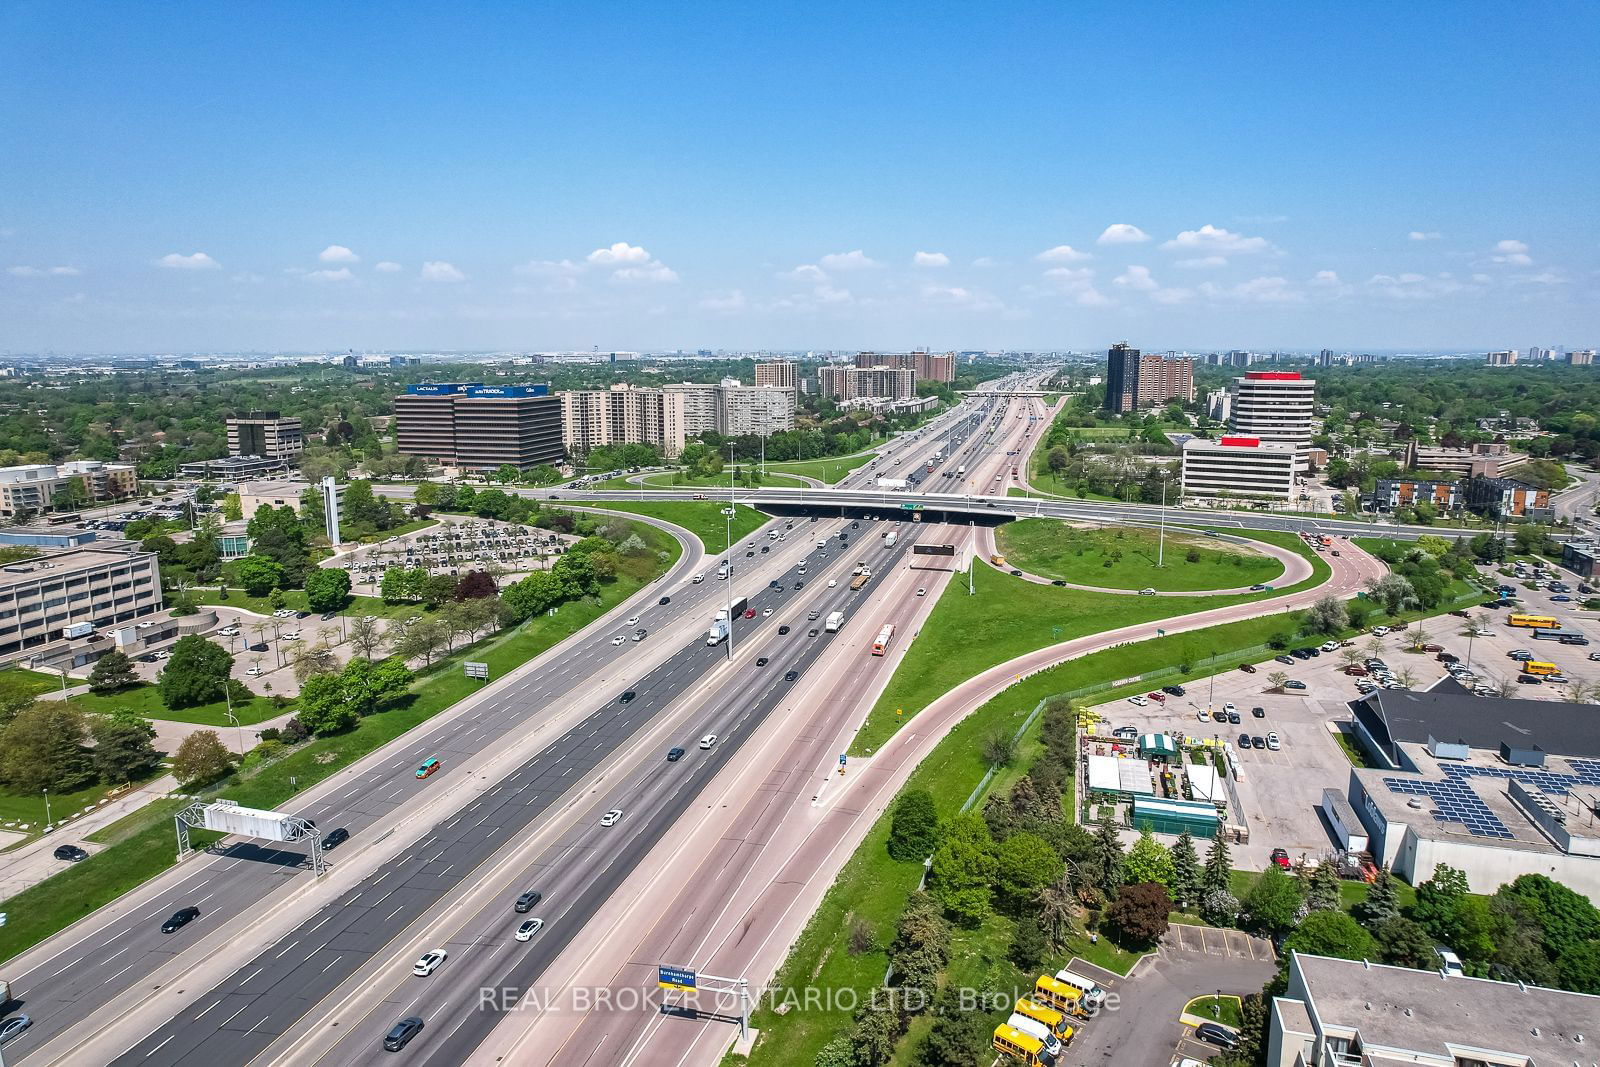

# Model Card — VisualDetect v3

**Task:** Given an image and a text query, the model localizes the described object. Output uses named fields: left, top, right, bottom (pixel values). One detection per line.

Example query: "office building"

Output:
left=0, top=544, right=163, bottom=658
left=559, top=380, right=794, bottom=459
left=226, top=411, right=304, bottom=463
left=1102, top=344, right=1193, bottom=412
left=754, top=359, right=797, bottom=389
left=818, top=366, right=916, bottom=402
left=394, top=383, right=564, bottom=472
left=59, top=461, right=138, bottom=504
left=0, top=462, right=138, bottom=518
left=854, top=351, right=955, bottom=383
left=1485, top=349, right=1518, bottom=366
left=1403, top=440, right=1528, bottom=480
left=1228, top=371, right=1316, bottom=470
left=177, top=455, right=289, bottom=482
left=1346, top=680, right=1600, bottom=896
left=1179, top=436, right=1297, bottom=500
left=234, top=478, right=345, bottom=521
left=1268, top=952, right=1598, bottom=1067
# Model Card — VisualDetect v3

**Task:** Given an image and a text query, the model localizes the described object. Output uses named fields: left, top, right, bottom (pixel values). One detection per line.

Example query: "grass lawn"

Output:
left=764, top=452, right=876, bottom=484
left=0, top=774, right=161, bottom=837
left=569, top=500, right=770, bottom=555
left=996, top=519, right=1285, bottom=591
left=1184, top=995, right=1243, bottom=1028
left=640, top=470, right=809, bottom=489
left=192, top=589, right=423, bottom=621
left=353, top=517, right=437, bottom=543
left=0, top=516, right=681, bottom=966
left=1332, top=724, right=1377, bottom=768
left=67, top=683, right=284, bottom=727
left=0, top=667, right=60, bottom=704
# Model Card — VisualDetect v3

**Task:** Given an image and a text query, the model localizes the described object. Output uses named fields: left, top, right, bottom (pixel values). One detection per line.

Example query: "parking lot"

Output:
left=337, top=517, right=577, bottom=597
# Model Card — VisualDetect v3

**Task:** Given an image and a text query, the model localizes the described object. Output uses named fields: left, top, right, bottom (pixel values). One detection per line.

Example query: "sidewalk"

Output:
left=0, top=773, right=178, bottom=898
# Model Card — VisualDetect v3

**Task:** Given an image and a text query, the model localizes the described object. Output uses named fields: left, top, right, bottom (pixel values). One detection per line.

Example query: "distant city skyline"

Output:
left=1, top=3, right=1596, bottom=352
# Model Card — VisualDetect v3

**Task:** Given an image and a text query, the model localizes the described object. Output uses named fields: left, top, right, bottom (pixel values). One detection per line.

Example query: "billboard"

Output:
left=658, top=965, right=697, bottom=990
left=913, top=544, right=956, bottom=556
left=197, top=800, right=301, bottom=842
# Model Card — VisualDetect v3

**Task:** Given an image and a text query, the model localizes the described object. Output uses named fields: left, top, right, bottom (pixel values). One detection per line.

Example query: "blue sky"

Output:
left=2, top=2, right=1596, bottom=353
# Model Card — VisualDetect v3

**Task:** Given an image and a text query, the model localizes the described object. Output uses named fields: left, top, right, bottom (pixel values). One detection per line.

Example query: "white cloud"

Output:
left=374, top=261, right=403, bottom=272
left=1041, top=266, right=1108, bottom=305
left=920, top=284, right=1002, bottom=312
left=611, top=263, right=679, bottom=284
left=1365, top=272, right=1471, bottom=300
left=819, top=250, right=882, bottom=271
left=155, top=251, right=220, bottom=270
left=318, top=244, right=359, bottom=263
left=1408, top=231, right=1442, bottom=241
left=814, top=284, right=853, bottom=305
left=1175, top=256, right=1228, bottom=270
left=782, top=264, right=829, bottom=283
left=1491, top=239, right=1532, bottom=265
left=1523, top=271, right=1566, bottom=285
left=971, top=256, right=997, bottom=268
left=515, top=258, right=585, bottom=277
left=587, top=242, right=653, bottom=266
left=699, top=289, right=746, bottom=312
left=420, top=261, right=466, bottom=282
left=7, top=265, right=80, bottom=277
left=1199, top=275, right=1302, bottom=304
left=1160, top=224, right=1270, bottom=255
left=305, top=267, right=354, bottom=283
left=1035, top=244, right=1092, bottom=263
left=912, top=251, right=950, bottom=267
left=1309, top=270, right=1342, bottom=286
left=1096, top=224, right=1149, bottom=245
left=1150, top=287, right=1194, bottom=305
left=1113, top=265, right=1159, bottom=292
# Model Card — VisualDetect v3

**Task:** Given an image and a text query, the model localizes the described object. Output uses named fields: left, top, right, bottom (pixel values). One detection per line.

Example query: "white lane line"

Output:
left=47, top=955, right=84, bottom=979
left=273, top=940, right=300, bottom=959
left=194, top=999, right=222, bottom=1019
left=239, top=965, right=264, bottom=986
left=103, top=961, right=138, bottom=985
left=145, top=1034, right=176, bottom=1057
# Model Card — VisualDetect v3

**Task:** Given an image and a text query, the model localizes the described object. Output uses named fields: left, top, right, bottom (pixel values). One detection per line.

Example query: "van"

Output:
left=1434, top=946, right=1464, bottom=976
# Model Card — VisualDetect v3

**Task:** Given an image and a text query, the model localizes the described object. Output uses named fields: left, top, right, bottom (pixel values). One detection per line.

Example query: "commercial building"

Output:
left=837, top=395, right=940, bottom=416
left=854, top=351, right=955, bottom=383
left=234, top=479, right=344, bottom=520
left=1463, top=474, right=1551, bottom=519
left=1102, top=343, right=1194, bottom=412
left=754, top=359, right=797, bottom=389
left=0, top=461, right=138, bottom=518
left=225, top=411, right=304, bottom=463
left=818, top=365, right=916, bottom=403
left=1570, top=348, right=1596, bottom=366
left=1403, top=440, right=1528, bottom=480
left=1345, top=680, right=1600, bottom=897
left=1268, top=952, right=1598, bottom=1067
left=559, top=379, right=795, bottom=459
left=1180, top=436, right=1297, bottom=500
left=394, top=383, right=564, bottom=472
left=0, top=544, right=163, bottom=659
left=1228, top=371, right=1317, bottom=470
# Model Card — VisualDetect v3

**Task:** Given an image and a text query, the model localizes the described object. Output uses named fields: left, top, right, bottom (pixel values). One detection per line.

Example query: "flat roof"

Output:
left=1354, top=682, right=1600, bottom=760
left=235, top=479, right=313, bottom=496
left=0, top=546, right=149, bottom=586
left=1290, top=953, right=1598, bottom=1061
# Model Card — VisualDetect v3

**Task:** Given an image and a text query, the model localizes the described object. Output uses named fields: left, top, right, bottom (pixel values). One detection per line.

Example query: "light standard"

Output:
left=1158, top=475, right=1170, bottom=568
left=42, top=787, right=52, bottom=829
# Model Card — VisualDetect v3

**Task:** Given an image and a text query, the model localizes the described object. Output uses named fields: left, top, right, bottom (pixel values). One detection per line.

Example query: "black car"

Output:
left=515, top=890, right=543, bottom=913
left=659, top=595, right=671, bottom=605
left=1162, top=684, right=1186, bottom=697
left=1212, top=709, right=1227, bottom=722
left=1238, top=732, right=1251, bottom=749
left=666, top=747, right=685, bottom=762
left=784, top=670, right=799, bottom=681
left=1290, top=648, right=1312, bottom=660
left=808, top=628, right=819, bottom=637
left=53, top=844, right=88, bottom=862
left=1051, top=579, right=1067, bottom=586
left=761, top=546, right=768, bottom=553
left=1238, top=662, right=1257, bottom=674
left=321, top=827, right=350, bottom=850
left=619, top=690, right=637, bottom=704
left=851, top=521, right=859, bottom=528
left=1251, top=706, right=1265, bottom=718
left=778, top=625, right=790, bottom=635
left=1194, top=1022, right=1239, bottom=1050
left=756, top=656, right=769, bottom=666
left=161, top=907, right=201, bottom=933
left=794, top=581, right=804, bottom=589
left=1517, top=675, right=1542, bottom=685
left=745, top=551, right=754, bottom=557
left=383, top=1016, right=425, bottom=1052
left=1227, top=711, right=1241, bottom=724
left=1250, top=735, right=1266, bottom=749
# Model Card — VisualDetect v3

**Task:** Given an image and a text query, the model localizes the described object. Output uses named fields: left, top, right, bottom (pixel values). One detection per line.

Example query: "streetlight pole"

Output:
left=1158, top=476, right=1169, bottom=568
left=43, top=787, right=52, bottom=829
left=725, top=444, right=736, bottom=660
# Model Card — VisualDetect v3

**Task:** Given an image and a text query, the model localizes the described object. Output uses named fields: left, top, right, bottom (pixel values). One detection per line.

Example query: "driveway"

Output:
left=1058, top=932, right=1275, bottom=1067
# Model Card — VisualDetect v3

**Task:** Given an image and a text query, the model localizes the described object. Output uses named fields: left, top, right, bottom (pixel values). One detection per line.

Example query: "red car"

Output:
left=1146, top=691, right=1166, bottom=703
left=1238, top=662, right=1258, bottom=674
left=1269, top=848, right=1291, bottom=869
left=743, top=609, right=755, bottom=619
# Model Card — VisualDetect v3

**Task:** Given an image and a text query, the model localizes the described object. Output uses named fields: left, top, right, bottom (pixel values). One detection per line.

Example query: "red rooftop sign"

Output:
left=1244, top=371, right=1302, bottom=380
left=1219, top=436, right=1261, bottom=447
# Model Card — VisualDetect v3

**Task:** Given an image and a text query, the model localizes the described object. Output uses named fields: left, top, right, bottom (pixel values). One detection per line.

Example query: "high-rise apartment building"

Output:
left=1102, top=344, right=1194, bottom=412
left=560, top=384, right=667, bottom=457
left=853, top=351, right=956, bottom=383
left=1568, top=349, right=1595, bottom=366
left=560, top=380, right=795, bottom=459
left=754, top=359, right=797, bottom=389
left=1485, top=349, right=1519, bottom=366
left=226, top=411, right=304, bottom=462
left=394, top=384, right=563, bottom=471
left=819, top=366, right=916, bottom=402
left=1228, top=371, right=1317, bottom=471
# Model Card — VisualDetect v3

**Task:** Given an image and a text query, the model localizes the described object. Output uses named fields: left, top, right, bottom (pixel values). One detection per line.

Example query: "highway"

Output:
left=10, top=381, right=992, bottom=1065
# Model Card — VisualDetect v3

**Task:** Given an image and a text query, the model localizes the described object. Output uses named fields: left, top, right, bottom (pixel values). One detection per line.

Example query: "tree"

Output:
left=1557, top=941, right=1600, bottom=995
left=1356, top=867, right=1402, bottom=928
left=1306, top=860, right=1342, bottom=913
left=1124, top=827, right=1174, bottom=888
left=347, top=614, right=387, bottom=660
left=1092, top=808, right=1125, bottom=895
left=996, top=832, right=1064, bottom=910
left=339, top=656, right=412, bottom=717
left=1037, top=873, right=1076, bottom=950
left=90, top=715, right=161, bottom=784
left=1375, top=917, right=1437, bottom=970
left=172, top=730, right=233, bottom=787
left=0, top=702, right=95, bottom=795
left=1009, top=914, right=1049, bottom=971
left=1499, top=873, right=1600, bottom=959
left=1169, top=829, right=1200, bottom=911
left=1105, top=882, right=1171, bottom=947
left=454, top=570, right=497, bottom=600
left=1305, top=595, right=1348, bottom=635
left=157, top=634, right=234, bottom=709
left=304, top=568, right=353, bottom=612
left=1282, top=910, right=1377, bottom=962
left=289, top=642, right=338, bottom=682
left=1202, top=830, right=1233, bottom=894
left=296, top=673, right=358, bottom=735
left=916, top=989, right=992, bottom=1067
left=1412, top=863, right=1469, bottom=942
left=887, top=789, right=939, bottom=861
left=927, top=813, right=996, bottom=927
left=1246, top=865, right=1304, bottom=935
left=888, top=891, right=949, bottom=1004
left=1365, top=573, right=1416, bottom=616
left=1340, top=647, right=1364, bottom=673
left=87, top=649, right=137, bottom=692
left=267, top=587, right=288, bottom=613
left=393, top=619, right=451, bottom=665
left=420, top=573, right=458, bottom=610
left=850, top=995, right=904, bottom=1067
left=235, top=554, right=285, bottom=597
left=1267, top=670, right=1291, bottom=692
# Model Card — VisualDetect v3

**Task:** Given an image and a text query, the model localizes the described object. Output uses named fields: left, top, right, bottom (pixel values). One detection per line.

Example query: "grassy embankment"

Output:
left=995, top=519, right=1284, bottom=591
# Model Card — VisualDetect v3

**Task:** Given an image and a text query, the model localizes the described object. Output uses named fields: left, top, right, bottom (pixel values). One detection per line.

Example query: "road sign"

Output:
left=658, top=965, right=697, bottom=990
left=464, top=661, right=489, bottom=680
left=899, top=503, right=922, bottom=511
left=912, top=544, right=956, bottom=556
left=838, top=754, right=847, bottom=766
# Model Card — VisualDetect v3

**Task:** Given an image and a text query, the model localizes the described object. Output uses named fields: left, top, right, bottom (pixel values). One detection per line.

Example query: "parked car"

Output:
left=1284, top=680, right=1307, bottom=691
left=1237, top=663, right=1257, bottom=674
left=1195, top=1022, right=1240, bottom=1050
left=53, top=844, right=88, bottom=862
left=1127, top=695, right=1149, bottom=707
left=1163, top=684, right=1186, bottom=696
left=1269, top=847, right=1291, bottom=869
left=1251, top=706, right=1265, bottom=718
left=1146, top=691, right=1166, bottom=703
left=1266, top=732, right=1281, bottom=750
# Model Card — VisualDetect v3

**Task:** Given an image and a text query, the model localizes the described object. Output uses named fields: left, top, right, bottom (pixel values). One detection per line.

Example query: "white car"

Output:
left=282, top=631, right=301, bottom=641
left=246, top=667, right=264, bottom=677
left=1138, top=588, right=1156, bottom=596
left=762, top=608, right=773, bottom=617
left=916, top=588, right=926, bottom=597
left=514, top=918, right=544, bottom=941
left=1266, top=732, right=1281, bottom=750
left=1223, top=702, right=1237, bottom=716
left=1320, top=641, right=1339, bottom=653
left=828, top=579, right=837, bottom=588
left=611, top=635, right=626, bottom=646
left=1370, top=626, right=1390, bottom=636
left=413, top=949, right=448, bottom=976
left=1127, top=695, right=1149, bottom=707
left=1197, top=708, right=1210, bottom=722
left=692, top=574, right=704, bottom=584
left=600, top=809, right=623, bottom=827
left=699, top=734, right=718, bottom=750
left=627, top=616, right=640, bottom=626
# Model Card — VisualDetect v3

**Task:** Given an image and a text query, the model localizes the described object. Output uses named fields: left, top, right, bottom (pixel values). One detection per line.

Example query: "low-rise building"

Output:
left=0, top=544, right=163, bottom=659
left=234, top=478, right=343, bottom=520
left=1463, top=474, right=1551, bottom=520
left=1404, top=440, right=1529, bottom=479
left=178, top=455, right=290, bottom=482
left=1180, top=436, right=1297, bottom=500
left=1269, top=952, right=1598, bottom=1067
left=1368, top=478, right=1462, bottom=513
left=0, top=461, right=138, bottom=517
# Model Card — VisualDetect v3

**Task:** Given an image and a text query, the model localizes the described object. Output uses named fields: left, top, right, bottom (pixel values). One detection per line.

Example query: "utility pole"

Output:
left=1158, top=476, right=1169, bottom=568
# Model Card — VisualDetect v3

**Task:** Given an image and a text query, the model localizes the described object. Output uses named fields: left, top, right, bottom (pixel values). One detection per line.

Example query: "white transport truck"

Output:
left=824, top=610, right=845, bottom=633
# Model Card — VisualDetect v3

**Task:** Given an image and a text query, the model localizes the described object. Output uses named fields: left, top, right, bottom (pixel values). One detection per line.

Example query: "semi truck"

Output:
left=850, top=572, right=870, bottom=590
left=875, top=477, right=909, bottom=491
left=715, top=596, right=749, bottom=622
left=824, top=610, right=845, bottom=632
left=706, top=619, right=729, bottom=646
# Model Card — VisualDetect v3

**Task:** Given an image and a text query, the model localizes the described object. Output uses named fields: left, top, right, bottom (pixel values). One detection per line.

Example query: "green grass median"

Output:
left=569, top=500, right=770, bottom=554
left=995, top=519, right=1285, bottom=591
